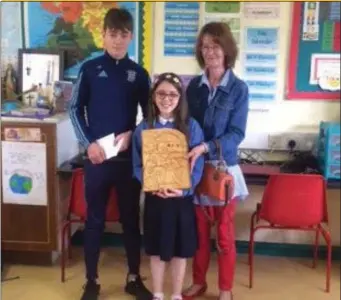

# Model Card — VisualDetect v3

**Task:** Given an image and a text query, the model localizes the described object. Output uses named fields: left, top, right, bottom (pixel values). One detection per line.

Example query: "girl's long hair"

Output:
left=147, top=72, right=189, bottom=141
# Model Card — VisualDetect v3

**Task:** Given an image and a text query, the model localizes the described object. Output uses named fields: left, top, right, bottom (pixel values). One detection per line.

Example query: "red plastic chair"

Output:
left=248, top=173, right=332, bottom=292
left=60, top=168, right=120, bottom=282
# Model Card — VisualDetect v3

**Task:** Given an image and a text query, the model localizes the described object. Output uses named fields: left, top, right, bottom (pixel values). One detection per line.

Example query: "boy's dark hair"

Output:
left=103, top=8, right=134, bottom=32
left=195, top=22, right=238, bottom=69
left=147, top=72, right=189, bottom=141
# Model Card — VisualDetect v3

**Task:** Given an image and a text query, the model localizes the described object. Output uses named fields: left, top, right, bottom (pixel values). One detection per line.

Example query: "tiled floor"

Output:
left=2, top=248, right=340, bottom=300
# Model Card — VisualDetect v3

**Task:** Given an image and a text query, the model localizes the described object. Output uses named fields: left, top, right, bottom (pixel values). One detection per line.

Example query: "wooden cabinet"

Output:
left=1, top=113, right=79, bottom=265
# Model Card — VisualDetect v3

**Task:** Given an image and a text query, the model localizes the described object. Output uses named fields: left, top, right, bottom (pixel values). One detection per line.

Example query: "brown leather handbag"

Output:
left=196, top=140, right=234, bottom=204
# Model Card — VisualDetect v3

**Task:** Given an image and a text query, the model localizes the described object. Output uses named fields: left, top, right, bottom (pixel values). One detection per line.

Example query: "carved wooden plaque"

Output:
left=141, top=128, right=191, bottom=192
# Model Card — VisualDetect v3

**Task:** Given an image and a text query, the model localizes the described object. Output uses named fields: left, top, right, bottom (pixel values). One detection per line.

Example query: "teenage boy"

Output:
left=69, top=8, right=152, bottom=300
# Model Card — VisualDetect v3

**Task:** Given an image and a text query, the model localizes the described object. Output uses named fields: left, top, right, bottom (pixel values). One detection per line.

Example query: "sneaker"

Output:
left=80, top=281, right=100, bottom=300
left=125, top=275, right=152, bottom=299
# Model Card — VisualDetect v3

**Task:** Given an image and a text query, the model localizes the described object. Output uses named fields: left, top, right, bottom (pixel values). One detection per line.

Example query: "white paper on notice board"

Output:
left=1, top=141, right=47, bottom=206
left=243, top=2, right=280, bottom=19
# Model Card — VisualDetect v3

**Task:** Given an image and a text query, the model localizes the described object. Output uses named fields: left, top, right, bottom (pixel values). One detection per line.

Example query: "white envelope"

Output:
left=97, top=133, right=123, bottom=160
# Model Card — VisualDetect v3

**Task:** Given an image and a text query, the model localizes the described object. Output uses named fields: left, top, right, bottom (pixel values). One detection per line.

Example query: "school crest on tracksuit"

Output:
left=127, top=70, right=136, bottom=82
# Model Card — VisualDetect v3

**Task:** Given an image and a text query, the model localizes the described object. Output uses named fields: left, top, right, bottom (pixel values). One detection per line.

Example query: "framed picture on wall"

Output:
left=18, top=48, right=64, bottom=106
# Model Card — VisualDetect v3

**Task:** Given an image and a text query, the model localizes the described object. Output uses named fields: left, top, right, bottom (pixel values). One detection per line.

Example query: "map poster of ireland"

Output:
left=141, top=128, right=191, bottom=192
left=1, top=141, right=48, bottom=206
left=24, top=2, right=139, bottom=79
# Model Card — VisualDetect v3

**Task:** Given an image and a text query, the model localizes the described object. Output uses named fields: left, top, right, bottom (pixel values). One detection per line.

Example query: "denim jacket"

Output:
left=186, top=70, right=249, bottom=166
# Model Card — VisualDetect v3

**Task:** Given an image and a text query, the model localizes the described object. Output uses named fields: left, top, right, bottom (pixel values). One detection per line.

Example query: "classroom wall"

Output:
left=152, top=2, right=340, bottom=136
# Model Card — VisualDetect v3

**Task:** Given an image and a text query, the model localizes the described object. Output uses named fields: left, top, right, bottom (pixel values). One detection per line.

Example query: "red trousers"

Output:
left=192, top=200, right=236, bottom=291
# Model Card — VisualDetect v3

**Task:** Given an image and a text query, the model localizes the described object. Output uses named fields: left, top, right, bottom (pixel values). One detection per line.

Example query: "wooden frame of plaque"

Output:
left=141, top=128, right=191, bottom=192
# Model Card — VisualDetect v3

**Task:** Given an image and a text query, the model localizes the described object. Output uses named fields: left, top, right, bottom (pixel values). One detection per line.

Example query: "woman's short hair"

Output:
left=195, top=22, right=238, bottom=69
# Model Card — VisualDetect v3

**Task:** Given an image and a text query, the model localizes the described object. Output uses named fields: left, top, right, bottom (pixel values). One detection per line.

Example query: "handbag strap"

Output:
left=213, top=140, right=226, bottom=170
left=198, top=182, right=232, bottom=254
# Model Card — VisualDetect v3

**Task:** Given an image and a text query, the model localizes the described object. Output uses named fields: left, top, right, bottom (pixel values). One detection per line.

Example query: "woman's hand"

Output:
left=188, top=143, right=206, bottom=171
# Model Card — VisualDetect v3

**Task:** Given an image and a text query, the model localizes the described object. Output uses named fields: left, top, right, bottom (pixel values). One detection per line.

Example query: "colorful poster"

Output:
left=205, top=2, right=240, bottom=14
left=333, top=22, right=340, bottom=51
left=244, top=66, right=277, bottom=77
left=245, top=28, right=279, bottom=51
left=245, top=80, right=277, bottom=92
left=4, top=127, right=42, bottom=142
left=2, top=141, right=47, bottom=206
left=1, top=2, right=23, bottom=76
left=243, top=2, right=280, bottom=19
left=309, top=53, right=341, bottom=84
left=24, top=2, right=139, bottom=79
left=302, top=2, right=319, bottom=41
left=244, top=53, right=278, bottom=65
left=322, top=21, right=334, bottom=51
left=204, top=16, right=240, bottom=44
left=204, top=16, right=240, bottom=31
left=243, top=54, right=278, bottom=102
left=163, top=2, right=200, bottom=56
left=329, top=2, right=340, bottom=21
left=249, top=93, right=276, bottom=102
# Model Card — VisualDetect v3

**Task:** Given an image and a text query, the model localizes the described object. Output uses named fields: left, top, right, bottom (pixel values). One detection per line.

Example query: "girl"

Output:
left=132, top=72, right=205, bottom=300
left=182, top=22, right=249, bottom=300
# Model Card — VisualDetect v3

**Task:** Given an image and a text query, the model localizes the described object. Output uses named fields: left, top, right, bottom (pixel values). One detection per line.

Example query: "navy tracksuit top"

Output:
left=69, top=51, right=150, bottom=155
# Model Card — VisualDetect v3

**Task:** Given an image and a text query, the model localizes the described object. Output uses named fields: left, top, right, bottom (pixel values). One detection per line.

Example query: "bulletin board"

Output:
left=153, top=2, right=283, bottom=110
left=23, top=2, right=146, bottom=79
left=1, top=2, right=153, bottom=81
left=286, top=2, right=340, bottom=101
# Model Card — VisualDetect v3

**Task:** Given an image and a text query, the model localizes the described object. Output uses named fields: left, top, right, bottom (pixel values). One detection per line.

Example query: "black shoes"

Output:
left=125, top=275, right=153, bottom=300
left=80, top=281, right=100, bottom=300
left=80, top=274, right=152, bottom=300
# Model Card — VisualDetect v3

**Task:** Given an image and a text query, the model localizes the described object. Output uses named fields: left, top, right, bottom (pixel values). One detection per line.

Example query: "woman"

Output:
left=182, top=22, right=249, bottom=300
left=132, top=72, right=204, bottom=300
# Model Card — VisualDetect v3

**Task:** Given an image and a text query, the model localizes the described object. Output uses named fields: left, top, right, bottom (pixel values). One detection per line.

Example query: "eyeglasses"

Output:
left=155, top=91, right=180, bottom=101
left=202, top=44, right=221, bottom=52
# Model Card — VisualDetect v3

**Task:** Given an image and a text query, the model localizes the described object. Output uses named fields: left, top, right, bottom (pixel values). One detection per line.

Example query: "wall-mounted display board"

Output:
left=1, top=2, right=153, bottom=80
left=286, top=2, right=340, bottom=101
left=23, top=2, right=141, bottom=79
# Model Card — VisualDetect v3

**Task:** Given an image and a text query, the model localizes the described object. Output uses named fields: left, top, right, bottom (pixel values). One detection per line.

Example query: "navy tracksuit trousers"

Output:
left=83, top=159, right=141, bottom=280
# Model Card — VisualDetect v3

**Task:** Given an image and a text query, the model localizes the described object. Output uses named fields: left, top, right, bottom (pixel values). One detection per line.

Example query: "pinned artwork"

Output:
left=319, top=72, right=340, bottom=91
left=142, top=128, right=191, bottom=192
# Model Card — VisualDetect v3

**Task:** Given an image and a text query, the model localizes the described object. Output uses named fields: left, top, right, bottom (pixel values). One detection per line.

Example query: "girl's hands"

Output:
left=152, top=188, right=183, bottom=198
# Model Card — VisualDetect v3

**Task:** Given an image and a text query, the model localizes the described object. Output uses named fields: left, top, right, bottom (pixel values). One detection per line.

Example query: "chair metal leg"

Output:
left=68, top=224, right=72, bottom=259
left=319, top=225, right=332, bottom=293
left=249, top=226, right=257, bottom=289
left=248, top=211, right=257, bottom=266
left=312, top=227, right=320, bottom=268
left=61, top=221, right=70, bottom=283
left=326, top=239, right=332, bottom=293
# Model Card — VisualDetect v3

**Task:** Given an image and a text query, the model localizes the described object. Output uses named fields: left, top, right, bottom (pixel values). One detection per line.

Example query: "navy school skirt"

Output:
left=143, top=193, right=198, bottom=262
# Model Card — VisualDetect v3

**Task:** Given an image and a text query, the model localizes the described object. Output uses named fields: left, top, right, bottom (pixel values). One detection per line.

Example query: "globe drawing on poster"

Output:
left=9, top=171, right=33, bottom=195
left=24, top=2, right=139, bottom=79
left=2, top=141, right=47, bottom=206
